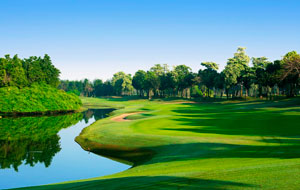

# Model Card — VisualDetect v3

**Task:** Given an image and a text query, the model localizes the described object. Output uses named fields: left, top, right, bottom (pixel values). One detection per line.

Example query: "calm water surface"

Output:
left=0, top=109, right=130, bottom=189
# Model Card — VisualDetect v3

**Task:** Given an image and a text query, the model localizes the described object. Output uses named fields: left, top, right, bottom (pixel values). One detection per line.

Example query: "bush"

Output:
left=0, top=84, right=82, bottom=114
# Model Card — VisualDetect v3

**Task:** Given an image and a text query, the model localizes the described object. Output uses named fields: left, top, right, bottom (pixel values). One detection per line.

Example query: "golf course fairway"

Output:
left=17, top=97, right=300, bottom=190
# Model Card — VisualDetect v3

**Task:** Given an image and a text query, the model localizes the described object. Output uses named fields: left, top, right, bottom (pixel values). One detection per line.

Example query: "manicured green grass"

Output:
left=18, top=97, right=300, bottom=189
left=0, top=84, right=82, bottom=115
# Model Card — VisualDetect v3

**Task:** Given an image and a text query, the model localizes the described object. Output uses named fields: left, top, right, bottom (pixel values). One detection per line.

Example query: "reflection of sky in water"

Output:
left=0, top=112, right=130, bottom=190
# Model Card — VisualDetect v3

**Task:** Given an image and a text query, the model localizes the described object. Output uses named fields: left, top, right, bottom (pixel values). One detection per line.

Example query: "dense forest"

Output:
left=0, top=54, right=60, bottom=88
left=59, top=47, right=300, bottom=99
left=0, top=54, right=81, bottom=114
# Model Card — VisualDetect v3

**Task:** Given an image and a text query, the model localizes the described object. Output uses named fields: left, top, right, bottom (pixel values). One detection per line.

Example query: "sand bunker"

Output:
left=162, top=101, right=196, bottom=105
left=110, top=112, right=143, bottom=122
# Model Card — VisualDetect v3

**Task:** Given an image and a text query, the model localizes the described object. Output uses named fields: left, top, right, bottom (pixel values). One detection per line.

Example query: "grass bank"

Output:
left=18, top=97, right=300, bottom=189
left=0, top=84, right=82, bottom=116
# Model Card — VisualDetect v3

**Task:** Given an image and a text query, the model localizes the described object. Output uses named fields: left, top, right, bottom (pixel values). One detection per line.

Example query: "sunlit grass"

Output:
left=18, top=97, right=300, bottom=190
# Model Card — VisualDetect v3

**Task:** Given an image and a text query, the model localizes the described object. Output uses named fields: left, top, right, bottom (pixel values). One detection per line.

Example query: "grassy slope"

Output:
left=0, top=85, right=82, bottom=114
left=19, top=97, right=300, bottom=190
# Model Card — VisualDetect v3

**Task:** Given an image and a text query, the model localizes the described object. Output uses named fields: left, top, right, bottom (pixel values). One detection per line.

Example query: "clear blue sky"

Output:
left=1, top=0, right=300, bottom=80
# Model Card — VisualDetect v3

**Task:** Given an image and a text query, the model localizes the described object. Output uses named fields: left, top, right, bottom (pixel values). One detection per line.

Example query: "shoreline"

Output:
left=13, top=97, right=300, bottom=190
left=0, top=110, right=77, bottom=118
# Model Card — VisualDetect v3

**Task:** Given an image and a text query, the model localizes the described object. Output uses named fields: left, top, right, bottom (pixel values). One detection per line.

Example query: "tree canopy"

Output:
left=0, top=54, right=60, bottom=88
left=58, top=47, right=300, bottom=99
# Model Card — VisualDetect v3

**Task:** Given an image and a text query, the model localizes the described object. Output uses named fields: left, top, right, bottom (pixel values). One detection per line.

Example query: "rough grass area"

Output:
left=0, top=84, right=82, bottom=115
left=17, top=97, right=300, bottom=190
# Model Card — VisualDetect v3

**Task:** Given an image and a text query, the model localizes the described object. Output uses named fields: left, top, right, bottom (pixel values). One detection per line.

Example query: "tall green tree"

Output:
left=0, top=56, right=9, bottom=87
left=240, top=66, right=255, bottom=97
left=174, top=65, right=194, bottom=98
left=281, top=51, right=300, bottom=97
left=252, top=57, right=272, bottom=98
left=1, top=55, right=28, bottom=87
left=150, top=64, right=165, bottom=76
left=281, top=51, right=300, bottom=79
left=145, top=71, right=160, bottom=99
left=160, top=71, right=177, bottom=97
left=227, top=47, right=250, bottom=97
left=83, top=79, right=94, bottom=97
left=40, top=54, right=60, bottom=87
left=93, top=79, right=103, bottom=97
left=102, top=80, right=114, bottom=96
left=199, top=62, right=219, bottom=97
left=265, top=60, right=282, bottom=98
left=112, top=72, right=133, bottom=95
left=132, top=70, right=147, bottom=97
left=222, top=64, right=240, bottom=99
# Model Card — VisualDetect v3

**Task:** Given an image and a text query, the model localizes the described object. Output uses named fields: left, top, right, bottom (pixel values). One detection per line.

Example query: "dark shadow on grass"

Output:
left=135, top=142, right=300, bottom=167
left=77, top=138, right=300, bottom=169
left=55, top=98, right=300, bottom=190
left=17, top=176, right=256, bottom=190
left=76, top=98, right=300, bottom=167
left=146, top=143, right=300, bottom=163
left=75, top=137, right=154, bottom=166
left=168, top=98, right=300, bottom=137
left=258, top=138, right=300, bottom=144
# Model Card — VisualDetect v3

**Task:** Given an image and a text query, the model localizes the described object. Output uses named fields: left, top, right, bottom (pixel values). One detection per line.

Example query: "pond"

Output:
left=0, top=109, right=130, bottom=190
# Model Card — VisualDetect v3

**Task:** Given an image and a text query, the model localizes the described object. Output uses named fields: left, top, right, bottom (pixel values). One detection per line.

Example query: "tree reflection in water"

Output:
left=0, top=109, right=114, bottom=171
left=81, top=109, right=115, bottom=123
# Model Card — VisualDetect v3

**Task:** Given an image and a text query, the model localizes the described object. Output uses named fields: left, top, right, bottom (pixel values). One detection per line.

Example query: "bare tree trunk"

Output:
left=188, top=88, right=191, bottom=99
left=259, top=85, right=263, bottom=99
left=220, top=89, right=222, bottom=98
left=240, top=84, right=243, bottom=98
left=148, top=90, right=151, bottom=100
left=226, top=88, right=229, bottom=99
left=207, top=87, right=210, bottom=98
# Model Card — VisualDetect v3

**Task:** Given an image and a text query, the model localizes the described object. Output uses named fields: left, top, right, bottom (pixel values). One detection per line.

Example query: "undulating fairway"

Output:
left=19, top=97, right=300, bottom=190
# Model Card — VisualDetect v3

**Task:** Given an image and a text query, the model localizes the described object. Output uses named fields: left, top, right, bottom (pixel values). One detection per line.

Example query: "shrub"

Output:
left=0, top=84, right=82, bottom=114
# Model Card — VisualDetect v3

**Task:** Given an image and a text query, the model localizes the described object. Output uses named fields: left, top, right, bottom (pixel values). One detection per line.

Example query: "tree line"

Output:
left=0, top=54, right=60, bottom=88
left=59, top=47, right=300, bottom=99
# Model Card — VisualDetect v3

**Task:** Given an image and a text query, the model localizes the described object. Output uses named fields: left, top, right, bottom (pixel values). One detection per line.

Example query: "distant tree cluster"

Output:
left=221, top=48, right=300, bottom=99
left=59, top=79, right=116, bottom=97
left=60, top=48, right=300, bottom=99
left=0, top=54, right=60, bottom=88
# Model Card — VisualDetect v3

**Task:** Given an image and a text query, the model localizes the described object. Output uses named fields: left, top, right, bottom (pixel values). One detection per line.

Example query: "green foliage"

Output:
left=59, top=47, right=300, bottom=99
left=0, top=54, right=60, bottom=88
left=201, top=62, right=219, bottom=70
left=93, top=79, right=104, bottom=97
left=223, top=64, right=239, bottom=88
left=132, top=70, right=147, bottom=95
left=222, top=47, right=251, bottom=97
left=82, top=79, right=94, bottom=97
left=199, top=62, right=220, bottom=97
left=159, top=71, right=177, bottom=93
left=112, top=72, right=134, bottom=95
left=282, top=51, right=300, bottom=79
left=191, top=85, right=203, bottom=97
left=0, top=84, right=82, bottom=114
left=240, top=66, right=256, bottom=91
left=145, top=71, right=160, bottom=93
left=67, top=89, right=81, bottom=96
left=227, top=47, right=250, bottom=67
left=174, top=65, right=194, bottom=91
left=252, top=57, right=271, bottom=69
left=150, top=64, right=165, bottom=75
